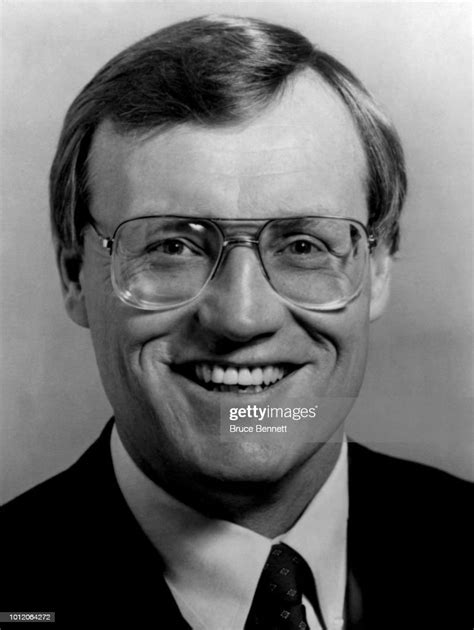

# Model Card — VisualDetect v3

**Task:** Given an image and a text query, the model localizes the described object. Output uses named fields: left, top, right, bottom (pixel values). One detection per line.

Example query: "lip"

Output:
left=169, top=369, right=304, bottom=410
left=171, top=361, right=302, bottom=395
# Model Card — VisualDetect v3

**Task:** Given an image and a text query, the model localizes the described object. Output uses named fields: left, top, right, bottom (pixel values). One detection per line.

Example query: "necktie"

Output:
left=245, top=542, right=318, bottom=630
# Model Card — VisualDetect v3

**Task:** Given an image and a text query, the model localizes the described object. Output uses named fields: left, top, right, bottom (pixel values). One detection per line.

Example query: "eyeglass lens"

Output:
left=112, top=217, right=368, bottom=310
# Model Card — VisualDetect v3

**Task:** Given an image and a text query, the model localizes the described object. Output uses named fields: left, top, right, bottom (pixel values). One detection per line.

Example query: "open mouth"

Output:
left=174, top=363, right=298, bottom=393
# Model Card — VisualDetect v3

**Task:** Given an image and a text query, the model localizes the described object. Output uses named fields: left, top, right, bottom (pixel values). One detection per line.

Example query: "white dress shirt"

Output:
left=111, top=426, right=348, bottom=630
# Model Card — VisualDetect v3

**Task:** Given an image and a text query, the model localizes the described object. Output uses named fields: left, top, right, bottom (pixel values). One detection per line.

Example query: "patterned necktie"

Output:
left=245, top=542, right=317, bottom=630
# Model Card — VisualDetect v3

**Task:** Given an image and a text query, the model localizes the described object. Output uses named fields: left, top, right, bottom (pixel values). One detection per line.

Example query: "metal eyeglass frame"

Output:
left=87, top=215, right=377, bottom=312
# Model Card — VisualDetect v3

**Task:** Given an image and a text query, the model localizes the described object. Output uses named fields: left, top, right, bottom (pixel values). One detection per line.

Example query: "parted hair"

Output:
left=50, top=14, right=406, bottom=255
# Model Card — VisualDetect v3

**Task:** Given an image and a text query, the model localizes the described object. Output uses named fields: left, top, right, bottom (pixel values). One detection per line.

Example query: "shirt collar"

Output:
left=278, top=437, right=348, bottom=627
left=111, top=426, right=348, bottom=630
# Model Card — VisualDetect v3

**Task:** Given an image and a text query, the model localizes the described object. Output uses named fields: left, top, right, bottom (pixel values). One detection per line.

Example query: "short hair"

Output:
left=50, top=14, right=406, bottom=256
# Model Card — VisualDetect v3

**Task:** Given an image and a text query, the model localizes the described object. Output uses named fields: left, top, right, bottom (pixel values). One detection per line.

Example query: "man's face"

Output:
left=68, top=72, right=385, bottom=488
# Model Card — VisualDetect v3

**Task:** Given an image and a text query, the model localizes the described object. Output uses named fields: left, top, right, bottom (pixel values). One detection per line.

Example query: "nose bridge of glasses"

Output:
left=211, top=234, right=268, bottom=290
left=212, top=221, right=266, bottom=273
left=222, top=235, right=260, bottom=248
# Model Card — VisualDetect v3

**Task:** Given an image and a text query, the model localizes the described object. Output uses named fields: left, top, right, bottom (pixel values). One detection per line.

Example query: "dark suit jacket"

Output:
left=1, top=420, right=472, bottom=629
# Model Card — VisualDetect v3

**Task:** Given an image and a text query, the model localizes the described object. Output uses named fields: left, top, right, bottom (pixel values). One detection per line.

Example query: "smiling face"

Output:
left=61, top=72, right=390, bottom=492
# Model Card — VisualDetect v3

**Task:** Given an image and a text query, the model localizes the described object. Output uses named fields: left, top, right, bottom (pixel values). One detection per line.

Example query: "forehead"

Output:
left=88, top=71, right=368, bottom=227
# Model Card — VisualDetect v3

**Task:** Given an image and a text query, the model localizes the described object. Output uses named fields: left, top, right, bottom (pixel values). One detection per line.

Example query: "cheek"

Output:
left=81, top=264, right=193, bottom=408
left=80, top=250, right=116, bottom=332
left=294, top=291, right=371, bottom=394
left=335, top=314, right=370, bottom=393
left=79, top=257, right=142, bottom=404
left=330, top=297, right=371, bottom=393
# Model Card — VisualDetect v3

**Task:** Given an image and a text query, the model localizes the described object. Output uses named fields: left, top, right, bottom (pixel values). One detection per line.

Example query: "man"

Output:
left=1, top=15, right=471, bottom=630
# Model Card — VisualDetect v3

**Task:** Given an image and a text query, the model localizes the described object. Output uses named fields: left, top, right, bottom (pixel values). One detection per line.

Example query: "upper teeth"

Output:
left=195, top=364, right=285, bottom=387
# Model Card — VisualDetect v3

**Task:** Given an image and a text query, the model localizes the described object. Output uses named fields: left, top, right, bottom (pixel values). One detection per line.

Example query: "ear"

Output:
left=369, top=245, right=392, bottom=322
left=57, top=246, right=89, bottom=328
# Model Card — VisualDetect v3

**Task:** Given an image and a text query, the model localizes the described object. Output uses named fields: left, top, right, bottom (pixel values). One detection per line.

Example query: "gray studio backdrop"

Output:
left=1, top=1, right=472, bottom=504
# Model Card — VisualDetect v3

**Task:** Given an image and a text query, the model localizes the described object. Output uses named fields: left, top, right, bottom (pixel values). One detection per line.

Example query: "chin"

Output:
left=192, top=438, right=315, bottom=487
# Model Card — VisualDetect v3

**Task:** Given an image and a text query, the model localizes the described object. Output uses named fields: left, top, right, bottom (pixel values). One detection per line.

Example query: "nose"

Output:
left=195, top=245, right=287, bottom=343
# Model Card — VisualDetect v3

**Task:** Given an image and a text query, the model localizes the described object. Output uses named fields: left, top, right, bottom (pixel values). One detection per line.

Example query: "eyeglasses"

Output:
left=88, top=215, right=377, bottom=312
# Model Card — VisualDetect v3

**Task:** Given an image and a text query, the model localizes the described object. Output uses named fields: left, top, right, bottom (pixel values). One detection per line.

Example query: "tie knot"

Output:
left=261, top=543, right=310, bottom=605
left=245, top=543, right=325, bottom=630
left=245, top=543, right=314, bottom=629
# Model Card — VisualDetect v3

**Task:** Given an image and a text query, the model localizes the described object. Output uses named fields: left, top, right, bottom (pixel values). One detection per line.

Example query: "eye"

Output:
left=287, top=239, right=323, bottom=255
left=146, top=238, right=202, bottom=257
left=160, top=239, right=187, bottom=255
left=268, top=235, right=331, bottom=271
left=280, top=236, right=328, bottom=256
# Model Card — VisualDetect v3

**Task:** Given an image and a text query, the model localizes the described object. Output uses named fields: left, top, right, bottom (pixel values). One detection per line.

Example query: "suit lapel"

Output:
left=72, top=419, right=192, bottom=627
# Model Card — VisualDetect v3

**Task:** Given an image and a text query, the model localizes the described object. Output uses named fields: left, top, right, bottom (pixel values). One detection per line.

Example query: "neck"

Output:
left=195, top=439, right=344, bottom=537
left=127, top=432, right=344, bottom=538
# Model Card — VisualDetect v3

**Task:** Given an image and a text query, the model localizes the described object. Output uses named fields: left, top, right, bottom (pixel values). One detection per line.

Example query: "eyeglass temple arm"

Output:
left=368, top=233, right=377, bottom=252
left=88, top=221, right=114, bottom=255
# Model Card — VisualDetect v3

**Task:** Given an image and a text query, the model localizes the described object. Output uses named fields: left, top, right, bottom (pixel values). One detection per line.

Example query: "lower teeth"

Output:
left=208, top=383, right=266, bottom=393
